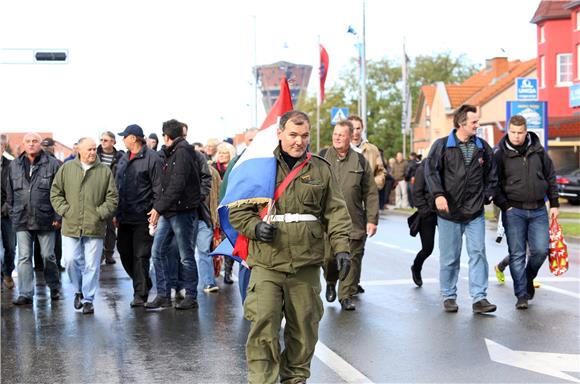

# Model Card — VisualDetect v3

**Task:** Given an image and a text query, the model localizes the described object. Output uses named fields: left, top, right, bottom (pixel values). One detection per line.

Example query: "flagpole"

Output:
left=252, top=15, right=258, bottom=128
left=316, top=35, right=321, bottom=154
left=401, top=39, right=408, bottom=158
left=361, top=0, right=367, bottom=139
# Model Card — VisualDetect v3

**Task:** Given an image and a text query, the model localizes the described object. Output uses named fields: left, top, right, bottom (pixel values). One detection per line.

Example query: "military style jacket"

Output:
left=229, top=146, right=351, bottom=273
left=353, top=141, right=387, bottom=190
left=50, top=156, right=118, bottom=238
left=323, top=147, right=379, bottom=240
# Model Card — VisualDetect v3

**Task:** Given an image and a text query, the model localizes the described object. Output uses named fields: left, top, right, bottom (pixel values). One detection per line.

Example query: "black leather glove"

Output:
left=255, top=222, right=277, bottom=243
left=335, top=252, right=351, bottom=281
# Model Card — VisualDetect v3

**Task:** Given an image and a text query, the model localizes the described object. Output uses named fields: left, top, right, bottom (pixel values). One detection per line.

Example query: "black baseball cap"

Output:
left=118, top=124, right=144, bottom=138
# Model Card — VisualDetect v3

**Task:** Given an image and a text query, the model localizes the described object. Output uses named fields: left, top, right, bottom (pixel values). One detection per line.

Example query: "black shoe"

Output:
left=175, top=296, right=199, bottom=310
left=74, top=293, right=83, bottom=310
left=443, top=299, right=458, bottom=312
left=223, top=274, right=234, bottom=284
left=13, top=296, right=33, bottom=306
left=144, top=296, right=172, bottom=309
left=130, top=296, right=145, bottom=307
left=82, top=302, right=94, bottom=314
left=340, top=297, right=356, bottom=311
left=357, top=285, right=365, bottom=294
left=473, top=298, right=497, bottom=314
left=411, top=265, right=422, bottom=287
left=325, top=283, right=337, bottom=303
left=527, top=278, right=535, bottom=300
left=50, top=289, right=61, bottom=301
left=516, top=297, right=528, bottom=310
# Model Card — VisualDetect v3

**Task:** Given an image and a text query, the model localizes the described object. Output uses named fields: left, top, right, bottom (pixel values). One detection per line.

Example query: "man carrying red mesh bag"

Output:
left=493, top=115, right=560, bottom=310
left=549, top=218, right=568, bottom=276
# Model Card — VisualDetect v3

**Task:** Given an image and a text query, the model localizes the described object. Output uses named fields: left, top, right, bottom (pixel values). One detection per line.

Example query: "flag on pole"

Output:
left=319, top=44, right=329, bottom=104
left=401, top=42, right=411, bottom=135
left=212, top=77, right=294, bottom=267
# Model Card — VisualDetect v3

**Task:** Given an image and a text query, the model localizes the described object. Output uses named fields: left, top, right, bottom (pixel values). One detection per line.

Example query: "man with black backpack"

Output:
left=321, top=119, right=379, bottom=311
left=493, top=114, right=559, bottom=310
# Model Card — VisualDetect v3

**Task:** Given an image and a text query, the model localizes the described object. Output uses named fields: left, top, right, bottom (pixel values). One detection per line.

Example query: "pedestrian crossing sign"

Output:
left=331, top=107, right=349, bottom=125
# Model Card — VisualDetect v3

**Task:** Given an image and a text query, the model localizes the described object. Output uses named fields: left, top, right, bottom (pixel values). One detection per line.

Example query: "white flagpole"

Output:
left=361, top=0, right=367, bottom=139
left=316, top=35, right=321, bottom=154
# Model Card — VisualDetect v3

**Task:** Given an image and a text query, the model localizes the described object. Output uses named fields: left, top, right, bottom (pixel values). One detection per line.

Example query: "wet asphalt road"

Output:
left=1, top=212, right=579, bottom=384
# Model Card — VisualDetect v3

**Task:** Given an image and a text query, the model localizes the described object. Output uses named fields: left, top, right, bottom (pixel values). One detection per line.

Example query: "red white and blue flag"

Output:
left=213, top=77, right=293, bottom=267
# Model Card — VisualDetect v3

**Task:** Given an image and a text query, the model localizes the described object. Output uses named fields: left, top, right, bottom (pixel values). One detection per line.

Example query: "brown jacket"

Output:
left=353, top=141, right=386, bottom=189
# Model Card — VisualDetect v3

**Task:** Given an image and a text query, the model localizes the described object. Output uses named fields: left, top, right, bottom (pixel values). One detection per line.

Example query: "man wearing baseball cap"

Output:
left=115, top=124, right=163, bottom=307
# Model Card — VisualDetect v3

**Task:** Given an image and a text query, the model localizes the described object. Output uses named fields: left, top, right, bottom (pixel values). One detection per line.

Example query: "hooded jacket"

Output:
left=493, top=131, right=559, bottom=211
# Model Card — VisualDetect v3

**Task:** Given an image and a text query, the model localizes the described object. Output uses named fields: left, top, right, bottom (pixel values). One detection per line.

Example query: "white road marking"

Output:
left=373, top=241, right=400, bottom=249
left=315, top=342, right=374, bottom=384
left=280, top=319, right=374, bottom=384
left=360, top=278, right=438, bottom=286
left=485, top=338, right=580, bottom=383
left=538, top=284, right=580, bottom=300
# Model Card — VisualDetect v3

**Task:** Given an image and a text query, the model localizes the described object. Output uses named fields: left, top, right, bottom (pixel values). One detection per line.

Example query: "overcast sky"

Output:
left=0, top=0, right=538, bottom=147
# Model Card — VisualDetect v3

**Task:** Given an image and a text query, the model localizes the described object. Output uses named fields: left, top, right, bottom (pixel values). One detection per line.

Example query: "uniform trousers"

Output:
left=244, top=265, right=323, bottom=384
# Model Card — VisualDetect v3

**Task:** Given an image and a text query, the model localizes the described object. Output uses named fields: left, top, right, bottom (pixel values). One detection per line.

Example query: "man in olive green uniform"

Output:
left=229, top=110, right=352, bottom=384
left=322, top=120, right=379, bottom=310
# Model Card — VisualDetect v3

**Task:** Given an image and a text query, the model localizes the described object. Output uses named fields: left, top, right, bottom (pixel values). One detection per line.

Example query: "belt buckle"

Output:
left=284, top=213, right=299, bottom=222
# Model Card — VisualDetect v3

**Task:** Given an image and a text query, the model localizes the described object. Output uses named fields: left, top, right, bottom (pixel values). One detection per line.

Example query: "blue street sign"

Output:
left=330, top=107, right=349, bottom=125
left=515, top=77, right=538, bottom=101
left=570, top=83, right=580, bottom=108
left=506, top=100, right=548, bottom=148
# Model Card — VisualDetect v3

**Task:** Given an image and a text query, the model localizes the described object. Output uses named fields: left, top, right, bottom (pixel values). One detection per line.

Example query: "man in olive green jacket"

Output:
left=323, top=120, right=379, bottom=310
left=50, top=137, right=118, bottom=314
left=229, top=111, right=352, bottom=384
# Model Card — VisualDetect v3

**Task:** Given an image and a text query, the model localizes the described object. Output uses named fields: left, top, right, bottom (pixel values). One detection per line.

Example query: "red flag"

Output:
left=260, top=76, right=293, bottom=130
left=319, top=44, right=329, bottom=104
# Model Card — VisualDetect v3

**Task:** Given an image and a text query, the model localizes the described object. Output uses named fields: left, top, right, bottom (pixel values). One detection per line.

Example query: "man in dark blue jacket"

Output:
left=145, top=119, right=201, bottom=310
left=425, top=104, right=498, bottom=314
left=115, top=124, right=162, bottom=307
left=493, top=115, right=559, bottom=310
left=7, top=133, right=62, bottom=305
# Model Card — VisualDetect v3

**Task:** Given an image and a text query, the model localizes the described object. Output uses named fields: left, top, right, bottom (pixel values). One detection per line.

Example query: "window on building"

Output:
left=557, top=53, right=573, bottom=86
left=540, top=25, right=545, bottom=43
left=540, top=56, right=546, bottom=88
left=578, top=44, right=580, bottom=79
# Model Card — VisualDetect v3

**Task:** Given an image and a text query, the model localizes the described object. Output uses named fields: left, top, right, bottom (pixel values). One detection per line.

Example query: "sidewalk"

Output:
left=379, top=205, right=580, bottom=245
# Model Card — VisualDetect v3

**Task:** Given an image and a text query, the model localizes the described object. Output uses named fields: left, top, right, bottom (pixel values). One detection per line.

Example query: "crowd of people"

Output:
left=0, top=105, right=560, bottom=383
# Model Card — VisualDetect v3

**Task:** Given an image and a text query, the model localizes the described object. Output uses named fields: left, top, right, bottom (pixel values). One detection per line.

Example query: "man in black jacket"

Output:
left=7, top=133, right=62, bottom=305
left=425, top=104, right=498, bottom=314
left=145, top=119, right=201, bottom=310
left=493, top=115, right=559, bottom=310
left=115, top=124, right=162, bottom=307
left=1, top=136, right=16, bottom=289
left=97, top=131, right=124, bottom=265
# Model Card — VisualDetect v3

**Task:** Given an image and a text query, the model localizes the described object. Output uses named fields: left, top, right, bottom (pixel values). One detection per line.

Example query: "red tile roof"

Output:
left=465, top=59, right=536, bottom=106
left=445, top=85, right=482, bottom=108
left=421, top=85, right=436, bottom=107
left=531, top=0, right=571, bottom=24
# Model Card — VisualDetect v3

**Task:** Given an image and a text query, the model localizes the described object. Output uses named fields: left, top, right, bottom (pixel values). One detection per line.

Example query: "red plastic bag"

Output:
left=548, top=218, right=568, bottom=276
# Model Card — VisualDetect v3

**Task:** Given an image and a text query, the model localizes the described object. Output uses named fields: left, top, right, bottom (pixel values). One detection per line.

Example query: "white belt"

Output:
left=266, top=213, right=318, bottom=223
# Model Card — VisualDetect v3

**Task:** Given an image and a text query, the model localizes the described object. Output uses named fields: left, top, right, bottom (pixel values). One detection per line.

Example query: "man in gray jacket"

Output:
left=8, top=133, right=62, bottom=305
left=50, top=137, right=118, bottom=314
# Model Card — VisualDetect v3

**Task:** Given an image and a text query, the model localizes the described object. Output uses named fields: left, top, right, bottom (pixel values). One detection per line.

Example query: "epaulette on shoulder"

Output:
left=311, top=153, right=331, bottom=167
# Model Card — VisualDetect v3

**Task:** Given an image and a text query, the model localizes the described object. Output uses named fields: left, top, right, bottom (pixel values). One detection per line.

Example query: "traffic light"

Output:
left=35, top=51, right=67, bottom=61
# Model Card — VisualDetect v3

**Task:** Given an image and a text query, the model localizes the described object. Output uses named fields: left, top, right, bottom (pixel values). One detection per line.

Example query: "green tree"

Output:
left=298, top=52, right=479, bottom=159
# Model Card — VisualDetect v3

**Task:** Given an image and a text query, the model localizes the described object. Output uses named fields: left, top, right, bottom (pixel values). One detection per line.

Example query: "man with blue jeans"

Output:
left=146, top=119, right=201, bottom=310
left=50, top=137, right=118, bottom=314
left=7, top=133, right=62, bottom=305
left=493, top=115, right=559, bottom=309
left=425, top=104, right=498, bottom=314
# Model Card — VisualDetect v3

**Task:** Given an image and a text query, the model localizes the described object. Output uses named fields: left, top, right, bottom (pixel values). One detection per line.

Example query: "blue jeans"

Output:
left=1, top=217, right=16, bottom=277
left=16, top=231, right=60, bottom=298
left=151, top=211, right=199, bottom=298
left=503, top=207, right=549, bottom=299
left=438, top=213, right=489, bottom=303
left=62, top=236, right=103, bottom=303
left=195, top=220, right=215, bottom=287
